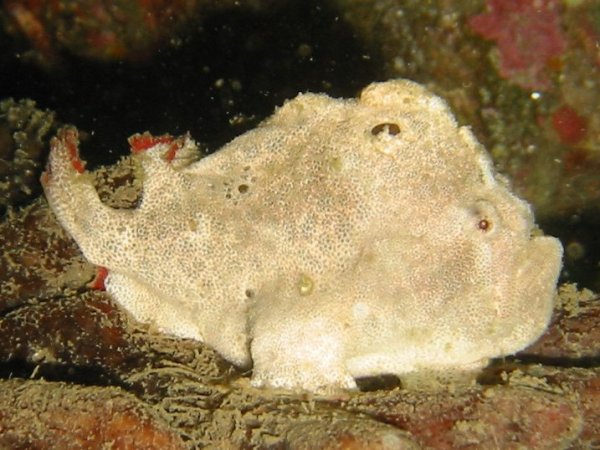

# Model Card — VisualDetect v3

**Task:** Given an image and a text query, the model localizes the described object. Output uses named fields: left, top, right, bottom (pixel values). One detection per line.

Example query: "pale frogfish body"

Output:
left=42, top=80, right=563, bottom=393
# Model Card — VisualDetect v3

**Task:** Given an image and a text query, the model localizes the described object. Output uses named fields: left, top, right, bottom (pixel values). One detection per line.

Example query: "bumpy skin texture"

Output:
left=42, top=80, right=563, bottom=393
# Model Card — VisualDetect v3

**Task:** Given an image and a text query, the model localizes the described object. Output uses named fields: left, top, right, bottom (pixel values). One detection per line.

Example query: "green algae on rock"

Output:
left=0, top=98, right=58, bottom=213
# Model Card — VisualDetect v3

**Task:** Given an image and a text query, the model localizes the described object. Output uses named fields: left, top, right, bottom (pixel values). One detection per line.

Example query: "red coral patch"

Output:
left=552, top=105, right=587, bottom=145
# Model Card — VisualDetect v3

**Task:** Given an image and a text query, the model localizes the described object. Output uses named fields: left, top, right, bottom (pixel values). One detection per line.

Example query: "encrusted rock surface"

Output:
left=0, top=378, right=187, bottom=450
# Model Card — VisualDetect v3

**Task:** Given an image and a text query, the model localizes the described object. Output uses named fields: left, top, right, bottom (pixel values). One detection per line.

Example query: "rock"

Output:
left=0, top=378, right=186, bottom=450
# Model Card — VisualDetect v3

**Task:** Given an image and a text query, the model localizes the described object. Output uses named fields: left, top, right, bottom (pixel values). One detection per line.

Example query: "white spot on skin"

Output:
left=353, top=302, right=370, bottom=319
left=297, top=273, right=314, bottom=296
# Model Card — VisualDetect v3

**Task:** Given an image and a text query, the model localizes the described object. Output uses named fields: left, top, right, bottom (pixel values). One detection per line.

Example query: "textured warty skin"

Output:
left=42, top=79, right=563, bottom=393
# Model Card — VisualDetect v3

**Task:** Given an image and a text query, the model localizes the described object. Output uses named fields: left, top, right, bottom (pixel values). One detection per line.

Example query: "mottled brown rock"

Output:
left=285, top=419, right=420, bottom=449
left=558, top=368, right=600, bottom=448
left=519, top=284, right=600, bottom=361
left=342, top=379, right=581, bottom=449
left=0, top=290, right=232, bottom=387
left=0, top=198, right=94, bottom=311
left=0, top=378, right=186, bottom=450
left=0, top=291, right=142, bottom=373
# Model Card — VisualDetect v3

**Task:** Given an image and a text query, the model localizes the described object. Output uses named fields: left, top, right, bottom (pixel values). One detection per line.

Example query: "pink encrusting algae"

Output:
left=468, top=0, right=567, bottom=90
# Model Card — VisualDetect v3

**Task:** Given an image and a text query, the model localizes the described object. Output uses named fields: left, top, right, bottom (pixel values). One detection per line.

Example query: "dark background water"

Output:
left=0, top=1, right=377, bottom=167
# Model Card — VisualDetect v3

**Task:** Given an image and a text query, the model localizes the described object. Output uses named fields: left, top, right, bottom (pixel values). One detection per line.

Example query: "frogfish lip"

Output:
left=515, top=234, right=563, bottom=323
left=525, top=235, right=563, bottom=284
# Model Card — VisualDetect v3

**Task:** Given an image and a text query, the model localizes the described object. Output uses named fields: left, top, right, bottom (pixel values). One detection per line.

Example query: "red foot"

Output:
left=40, top=170, right=50, bottom=187
left=128, top=131, right=186, bottom=162
left=128, top=132, right=173, bottom=153
left=52, top=126, right=85, bottom=173
left=88, top=266, right=109, bottom=290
